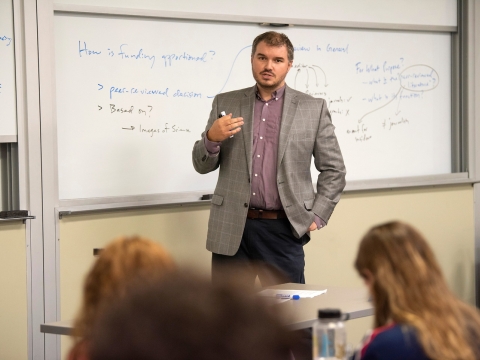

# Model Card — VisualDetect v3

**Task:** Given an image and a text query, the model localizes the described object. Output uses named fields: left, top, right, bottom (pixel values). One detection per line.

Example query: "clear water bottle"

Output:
left=312, top=308, right=349, bottom=360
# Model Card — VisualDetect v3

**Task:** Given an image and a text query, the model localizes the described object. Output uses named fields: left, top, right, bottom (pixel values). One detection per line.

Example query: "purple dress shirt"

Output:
left=204, top=84, right=325, bottom=229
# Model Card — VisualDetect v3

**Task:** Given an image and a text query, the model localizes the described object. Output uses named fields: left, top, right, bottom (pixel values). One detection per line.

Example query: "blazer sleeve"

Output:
left=192, top=95, right=221, bottom=174
left=312, top=98, right=347, bottom=222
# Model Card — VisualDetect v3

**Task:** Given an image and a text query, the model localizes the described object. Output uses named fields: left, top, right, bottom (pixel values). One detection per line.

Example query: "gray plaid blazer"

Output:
left=192, top=85, right=346, bottom=256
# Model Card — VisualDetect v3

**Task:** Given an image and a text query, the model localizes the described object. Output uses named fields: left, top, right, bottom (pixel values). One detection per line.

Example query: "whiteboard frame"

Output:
left=10, top=0, right=50, bottom=358
left=50, top=5, right=470, bottom=213
left=11, top=0, right=45, bottom=359
left=53, top=4, right=458, bottom=32
left=0, top=135, right=17, bottom=142
left=56, top=173, right=474, bottom=215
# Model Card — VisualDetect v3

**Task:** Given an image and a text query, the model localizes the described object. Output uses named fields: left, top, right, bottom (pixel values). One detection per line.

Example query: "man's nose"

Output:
left=264, top=60, right=273, bottom=70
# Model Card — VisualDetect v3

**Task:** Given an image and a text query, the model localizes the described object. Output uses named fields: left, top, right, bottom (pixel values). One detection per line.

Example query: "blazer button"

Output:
left=202, top=155, right=207, bottom=161
left=244, top=203, right=248, bottom=208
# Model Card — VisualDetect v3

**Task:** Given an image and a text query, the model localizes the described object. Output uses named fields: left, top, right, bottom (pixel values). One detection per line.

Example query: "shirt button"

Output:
left=252, top=193, right=256, bottom=195
left=260, top=136, right=263, bottom=140
left=266, top=103, right=269, bottom=106
left=255, top=174, right=258, bottom=176
left=275, top=97, right=278, bottom=100
left=257, top=155, right=260, bottom=158
left=262, top=119, right=265, bottom=121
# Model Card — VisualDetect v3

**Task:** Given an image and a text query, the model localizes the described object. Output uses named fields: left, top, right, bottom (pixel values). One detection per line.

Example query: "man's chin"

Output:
left=257, top=81, right=279, bottom=90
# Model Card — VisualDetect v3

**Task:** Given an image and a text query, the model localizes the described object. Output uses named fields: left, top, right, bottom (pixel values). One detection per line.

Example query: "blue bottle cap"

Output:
left=292, top=295, right=300, bottom=300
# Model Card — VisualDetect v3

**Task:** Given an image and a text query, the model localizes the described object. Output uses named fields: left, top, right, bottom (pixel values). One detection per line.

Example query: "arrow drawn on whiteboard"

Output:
left=395, top=89, right=403, bottom=115
left=98, top=84, right=103, bottom=90
left=311, top=65, right=328, bottom=87
left=122, top=126, right=135, bottom=130
left=358, top=87, right=402, bottom=123
left=307, top=67, right=318, bottom=87
left=98, top=105, right=102, bottom=111
left=207, top=45, right=252, bottom=98
left=293, top=64, right=328, bottom=89
left=294, top=69, right=301, bottom=89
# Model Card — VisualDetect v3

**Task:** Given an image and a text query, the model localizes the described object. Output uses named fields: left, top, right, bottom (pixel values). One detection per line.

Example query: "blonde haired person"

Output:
left=68, top=236, right=176, bottom=360
left=353, top=221, right=480, bottom=360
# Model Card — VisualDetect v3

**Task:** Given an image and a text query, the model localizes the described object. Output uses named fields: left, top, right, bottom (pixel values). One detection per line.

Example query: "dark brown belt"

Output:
left=247, top=209, right=287, bottom=220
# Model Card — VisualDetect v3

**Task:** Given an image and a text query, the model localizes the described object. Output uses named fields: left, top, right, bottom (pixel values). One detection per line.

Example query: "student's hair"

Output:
left=355, top=221, right=480, bottom=360
left=89, top=271, right=297, bottom=360
left=252, top=31, right=294, bottom=62
left=72, top=236, right=176, bottom=339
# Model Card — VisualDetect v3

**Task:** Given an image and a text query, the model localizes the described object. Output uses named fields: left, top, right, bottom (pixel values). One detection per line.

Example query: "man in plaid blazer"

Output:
left=192, top=31, right=346, bottom=284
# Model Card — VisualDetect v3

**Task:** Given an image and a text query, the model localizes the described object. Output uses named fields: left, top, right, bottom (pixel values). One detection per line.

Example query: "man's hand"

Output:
left=207, top=113, right=244, bottom=142
left=308, top=221, right=318, bottom=231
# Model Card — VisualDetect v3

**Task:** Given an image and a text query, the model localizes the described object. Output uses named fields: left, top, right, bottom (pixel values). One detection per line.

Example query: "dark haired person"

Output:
left=193, top=31, right=346, bottom=284
left=353, top=221, right=480, bottom=360
left=89, top=272, right=297, bottom=360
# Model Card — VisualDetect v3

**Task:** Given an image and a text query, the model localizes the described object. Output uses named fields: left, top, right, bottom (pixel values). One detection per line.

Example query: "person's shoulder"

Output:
left=216, top=86, right=255, bottom=100
left=362, top=324, right=428, bottom=360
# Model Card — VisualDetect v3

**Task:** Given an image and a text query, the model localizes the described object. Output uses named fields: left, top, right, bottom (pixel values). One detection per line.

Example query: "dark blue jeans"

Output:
left=211, top=217, right=306, bottom=285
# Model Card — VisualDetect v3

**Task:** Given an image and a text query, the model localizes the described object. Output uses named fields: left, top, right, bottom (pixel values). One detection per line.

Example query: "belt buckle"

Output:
left=258, top=209, right=263, bottom=219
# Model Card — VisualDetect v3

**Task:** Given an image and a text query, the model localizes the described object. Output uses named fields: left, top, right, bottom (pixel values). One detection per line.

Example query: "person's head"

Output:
left=72, top=236, right=176, bottom=339
left=89, top=271, right=296, bottom=360
left=355, top=221, right=446, bottom=324
left=251, top=31, right=293, bottom=93
left=355, top=221, right=480, bottom=360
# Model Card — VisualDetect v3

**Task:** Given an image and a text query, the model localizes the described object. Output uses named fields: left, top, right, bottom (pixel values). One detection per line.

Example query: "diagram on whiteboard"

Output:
left=289, top=53, right=443, bottom=144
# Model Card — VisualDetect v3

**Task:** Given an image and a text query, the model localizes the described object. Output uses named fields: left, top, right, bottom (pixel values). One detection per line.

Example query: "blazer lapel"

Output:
left=241, top=86, right=255, bottom=177
left=277, top=86, right=298, bottom=168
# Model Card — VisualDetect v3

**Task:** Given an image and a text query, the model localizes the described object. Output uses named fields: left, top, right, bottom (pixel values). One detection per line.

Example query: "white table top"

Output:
left=40, top=283, right=373, bottom=335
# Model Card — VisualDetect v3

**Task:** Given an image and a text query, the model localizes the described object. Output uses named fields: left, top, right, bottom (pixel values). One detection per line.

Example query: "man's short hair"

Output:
left=89, top=271, right=297, bottom=360
left=251, top=31, right=294, bottom=62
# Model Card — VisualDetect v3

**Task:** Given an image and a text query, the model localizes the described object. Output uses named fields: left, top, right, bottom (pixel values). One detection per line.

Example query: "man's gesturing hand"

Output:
left=206, top=113, right=244, bottom=142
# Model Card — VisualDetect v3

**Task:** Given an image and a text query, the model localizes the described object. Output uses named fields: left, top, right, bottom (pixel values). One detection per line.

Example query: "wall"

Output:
left=59, top=183, right=474, bottom=356
left=0, top=223, right=28, bottom=360
left=19, top=0, right=475, bottom=359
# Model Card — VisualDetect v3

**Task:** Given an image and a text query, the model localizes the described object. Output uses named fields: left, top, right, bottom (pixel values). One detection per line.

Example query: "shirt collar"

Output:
left=255, top=84, right=286, bottom=102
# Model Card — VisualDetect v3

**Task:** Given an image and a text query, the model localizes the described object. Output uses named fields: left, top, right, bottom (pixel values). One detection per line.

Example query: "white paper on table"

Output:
left=257, top=289, right=327, bottom=300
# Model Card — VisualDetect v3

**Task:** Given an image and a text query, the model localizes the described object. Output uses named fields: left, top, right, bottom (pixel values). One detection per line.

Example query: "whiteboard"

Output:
left=0, top=0, right=17, bottom=139
left=54, top=13, right=452, bottom=200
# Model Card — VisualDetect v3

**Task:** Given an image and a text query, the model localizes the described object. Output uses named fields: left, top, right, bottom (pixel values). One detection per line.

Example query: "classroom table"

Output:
left=40, top=283, right=373, bottom=335
left=269, top=283, right=373, bottom=331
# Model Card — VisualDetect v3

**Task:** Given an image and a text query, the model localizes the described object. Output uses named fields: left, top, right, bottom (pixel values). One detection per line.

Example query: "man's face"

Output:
left=251, top=41, right=292, bottom=92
